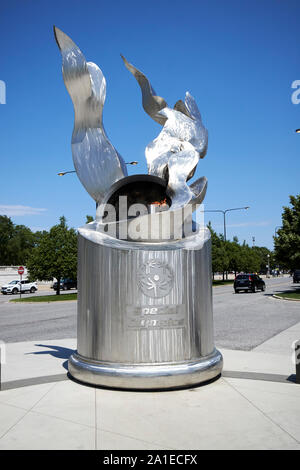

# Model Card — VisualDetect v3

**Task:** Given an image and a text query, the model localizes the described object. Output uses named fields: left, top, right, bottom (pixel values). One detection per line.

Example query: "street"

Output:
left=0, top=277, right=299, bottom=350
left=214, top=277, right=300, bottom=350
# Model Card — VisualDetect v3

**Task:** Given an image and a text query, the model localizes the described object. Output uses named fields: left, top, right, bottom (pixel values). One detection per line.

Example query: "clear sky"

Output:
left=1, top=0, right=299, bottom=249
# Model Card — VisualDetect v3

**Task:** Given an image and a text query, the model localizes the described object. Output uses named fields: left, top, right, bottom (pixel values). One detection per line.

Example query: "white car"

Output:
left=1, top=280, right=38, bottom=295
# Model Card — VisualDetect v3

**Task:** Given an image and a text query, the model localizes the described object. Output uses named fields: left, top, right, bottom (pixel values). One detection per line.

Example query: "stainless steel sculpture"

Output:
left=55, top=27, right=223, bottom=390
left=54, top=27, right=127, bottom=204
left=122, top=56, right=208, bottom=209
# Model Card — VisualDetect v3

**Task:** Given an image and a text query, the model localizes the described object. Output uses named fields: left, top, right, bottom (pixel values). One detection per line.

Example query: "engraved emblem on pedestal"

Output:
left=138, top=259, right=174, bottom=298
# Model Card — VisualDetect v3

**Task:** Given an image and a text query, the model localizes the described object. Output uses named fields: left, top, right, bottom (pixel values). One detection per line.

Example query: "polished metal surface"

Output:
left=121, top=55, right=168, bottom=126
left=145, top=94, right=208, bottom=210
left=94, top=174, right=207, bottom=242
left=68, top=350, right=223, bottom=390
left=121, top=56, right=208, bottom=210
left=54, top=27, right=127, bottom=204
left=190, top=176, right=208, bottom=208
left=54, top=31, right=221, bottom=389
left=68, top=227, right=223, bottom=389
left=55, top=30, right=208, bottom=212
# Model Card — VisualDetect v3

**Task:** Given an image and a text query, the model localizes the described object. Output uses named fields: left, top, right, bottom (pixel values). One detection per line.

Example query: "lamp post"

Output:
left=202, top=207, right=250, bottom=242
left=57, top=170, right=76, bottom=176
left=202, top=206, right=250, bottom=280
left=267, top=253, right=270, bottom=278
left=57, top=162, right=138, bottom=176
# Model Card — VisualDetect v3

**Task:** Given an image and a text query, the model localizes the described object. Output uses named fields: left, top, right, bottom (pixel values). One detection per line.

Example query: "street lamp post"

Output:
left=57, top=170, right=76, bottom=176
left=267, top=254, right=270, bottom=278
left=202, top=206, right=250, bottom=280
left=57, top=162, right=138, bottom=177
left=203, top=207, right=250, bottom=242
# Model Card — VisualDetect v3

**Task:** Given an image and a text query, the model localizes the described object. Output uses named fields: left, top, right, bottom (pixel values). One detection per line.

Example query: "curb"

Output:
left=9, top=299, right=77, bottom=304
left=273, top=294, right=300, bottom=302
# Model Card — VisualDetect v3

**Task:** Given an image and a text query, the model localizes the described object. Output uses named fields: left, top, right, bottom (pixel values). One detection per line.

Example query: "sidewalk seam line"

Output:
left=27, top=408, right=96, bottom=430
left=100, top=427, right=176, bottom=450
left=0, top=381, right=57, bottom=442
left=224, top=378, right=300, bottom=445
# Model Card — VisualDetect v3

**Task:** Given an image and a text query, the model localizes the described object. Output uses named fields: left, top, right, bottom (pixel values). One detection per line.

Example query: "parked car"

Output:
left=293, top=270, right=300, bottom=283
left=52, top=278, right=77, bottom=291
left=1, top=280, right=38, bottom=295
left=234, top=274, right=265, bottom=293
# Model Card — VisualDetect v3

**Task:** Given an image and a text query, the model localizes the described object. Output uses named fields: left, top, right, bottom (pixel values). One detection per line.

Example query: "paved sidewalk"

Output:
left=0, top=323, right=299, bottom=450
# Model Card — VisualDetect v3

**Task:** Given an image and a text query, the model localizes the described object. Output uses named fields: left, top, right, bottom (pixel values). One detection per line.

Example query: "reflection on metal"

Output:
left=54, top=27, right=127, bottom=204
left=121, top=55, right=168, bottom=125
left=67, top=228, right=223, bottom=389
left=190, top=176, right=208, bottom=208
left=145, top=93, right=208, bottom=209
left=54, top=29, right=222, bottom=390
left=121, top=57, right=208, bottom=210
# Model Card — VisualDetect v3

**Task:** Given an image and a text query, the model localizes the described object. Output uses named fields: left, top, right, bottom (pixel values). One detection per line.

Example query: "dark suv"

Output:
left=234, top=274, right=265, bottom=293
left=52, top=278, right=77, bottom=291
left=293, top=270, right=300, bottom=283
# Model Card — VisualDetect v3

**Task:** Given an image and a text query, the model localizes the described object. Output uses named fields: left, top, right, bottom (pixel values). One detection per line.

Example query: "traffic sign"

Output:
left=18, top=266, right=24, bottom=275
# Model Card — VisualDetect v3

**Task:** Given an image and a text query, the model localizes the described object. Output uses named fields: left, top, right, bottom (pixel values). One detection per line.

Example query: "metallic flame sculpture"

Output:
left=121, top=56, right=208, bottom=209
left=54, top=27, right=127, bottom=204
left=54, top=27, right=223, bottom=390
left=55, top=27, right=208, bottom=212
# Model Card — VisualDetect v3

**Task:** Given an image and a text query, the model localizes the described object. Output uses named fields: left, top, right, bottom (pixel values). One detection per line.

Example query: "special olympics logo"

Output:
left=138, top=260, right=174, bottom=298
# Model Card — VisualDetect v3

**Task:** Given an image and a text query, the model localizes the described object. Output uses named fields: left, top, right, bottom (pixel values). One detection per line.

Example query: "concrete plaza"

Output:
left=0, top=318, right=299, bottom=449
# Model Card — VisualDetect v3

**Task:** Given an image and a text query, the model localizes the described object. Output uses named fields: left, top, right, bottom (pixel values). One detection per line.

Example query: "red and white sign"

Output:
left=18, top=266, right=24, bottom=276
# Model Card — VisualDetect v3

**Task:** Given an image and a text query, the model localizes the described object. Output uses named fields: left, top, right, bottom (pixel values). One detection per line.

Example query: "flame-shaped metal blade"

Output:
left=54, top=26, right=127, bottom=204
left=121, top=55, right=168, bottom=126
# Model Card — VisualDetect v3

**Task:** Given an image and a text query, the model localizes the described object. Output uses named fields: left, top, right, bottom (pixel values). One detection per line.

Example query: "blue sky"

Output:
left=0, top=0, right=299, bottom=249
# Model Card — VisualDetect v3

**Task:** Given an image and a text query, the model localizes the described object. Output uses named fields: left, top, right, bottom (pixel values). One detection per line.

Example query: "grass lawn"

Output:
left=213, top=280, right=234, bottom=286
left=10, top=281, right=233, bottom=301
left=275, top=289, right=300, bottom=300
left=11, top=293, right=77, bottom=303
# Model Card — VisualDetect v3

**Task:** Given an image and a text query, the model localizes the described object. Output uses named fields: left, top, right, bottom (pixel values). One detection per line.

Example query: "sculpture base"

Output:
left=68, top=348, right=223, bottom=390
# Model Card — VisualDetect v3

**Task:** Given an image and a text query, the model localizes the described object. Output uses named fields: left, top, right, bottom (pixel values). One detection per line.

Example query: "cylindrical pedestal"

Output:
left=68, top=227, right=223, bottom=389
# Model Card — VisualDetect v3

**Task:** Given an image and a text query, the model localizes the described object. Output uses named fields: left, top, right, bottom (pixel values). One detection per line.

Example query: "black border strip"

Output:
left=0, top=370, right=297, bottom=391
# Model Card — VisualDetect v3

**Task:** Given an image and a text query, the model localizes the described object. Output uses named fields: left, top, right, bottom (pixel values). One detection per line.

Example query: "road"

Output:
left=213, top=277, right=300, bottom=350
left=0, top=277, right=299, bottom=350
left=0, top=289, right=77, bottom=343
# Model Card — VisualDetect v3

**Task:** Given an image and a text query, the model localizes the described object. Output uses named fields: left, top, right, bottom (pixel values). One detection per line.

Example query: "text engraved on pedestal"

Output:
left=126, top=305, right=185, bottom=330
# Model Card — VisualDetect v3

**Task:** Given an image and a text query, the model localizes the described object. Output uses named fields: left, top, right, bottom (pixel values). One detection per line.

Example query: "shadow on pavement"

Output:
left=26, top=344, right=75, bottom=371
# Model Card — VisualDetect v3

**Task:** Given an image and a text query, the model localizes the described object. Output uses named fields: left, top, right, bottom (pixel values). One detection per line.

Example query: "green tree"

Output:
left=8, top=224, right=36, bottom=265
left=0, top=216, right=37, bottom=265
left=208, top=222, right=273, bottom=277
left=207, top=222, right=229, bottom=279
left=233, top=242, right=261, bottom=273
left=274, top=195, right=300, bottom=271
left=26, top=216, right=77, bottom=294
left=252, top=246, right=273, bottom=274
left=0, top=216, right=15, bottom=264
left=227, top=238, right=244, bottom=276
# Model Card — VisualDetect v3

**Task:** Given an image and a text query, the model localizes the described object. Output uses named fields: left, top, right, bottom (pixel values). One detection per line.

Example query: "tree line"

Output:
left=1, top=194, right=298, bottom=292
left=0, top=215, right=77, bottom=295
left=208, top=223, right=273, bottom=278
left=1, top=214, right=273, bottom=286
left=0, top=215, right=47, bottom=265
